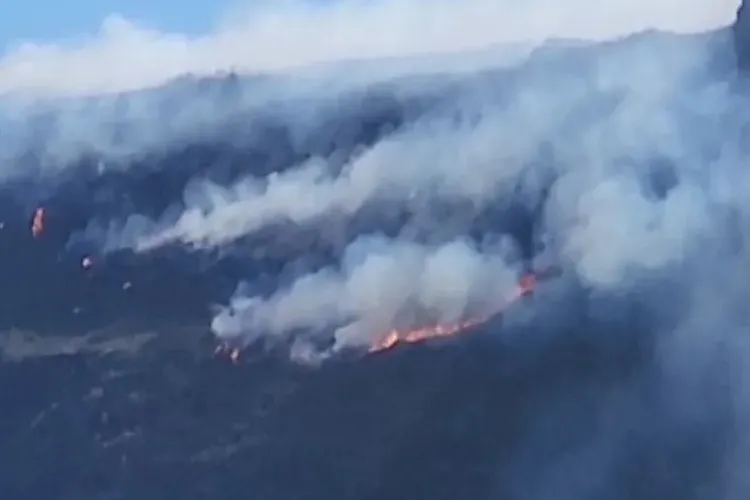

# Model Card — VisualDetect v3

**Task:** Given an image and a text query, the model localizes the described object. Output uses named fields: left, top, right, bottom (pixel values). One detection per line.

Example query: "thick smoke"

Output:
left=64, top=22, right=735, bottom=360
left=2, top=1, right=738, bottom=355
left=0, top=0, right=736, bottom=96
left=124, top=46, right=720, bottom=257
left=0, top=0, right=735, bottom=176
left=2, top=1, right=750, bottom=496
left=0, top=0, right=740, bottom=352
left=211, top=235, right=522, bottom=354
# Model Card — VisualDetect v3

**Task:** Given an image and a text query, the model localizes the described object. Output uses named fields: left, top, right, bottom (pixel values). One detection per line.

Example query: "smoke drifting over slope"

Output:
left=0, top=0, right=737, bottom=95
left=50, top=25, right=737, bottom=359
left=0, top=0, right=742, bottom=357
left=1, top=1, right=750, bottom=498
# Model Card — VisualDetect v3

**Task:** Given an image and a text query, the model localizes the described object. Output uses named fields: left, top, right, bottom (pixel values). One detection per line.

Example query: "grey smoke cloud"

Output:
left=2, top=1, right=750, bottom=497
left=0, top=0, right=736, bottom=96
left=43, top=11, right=740, bottom=363
left=210, top=235, right=522, bottom=356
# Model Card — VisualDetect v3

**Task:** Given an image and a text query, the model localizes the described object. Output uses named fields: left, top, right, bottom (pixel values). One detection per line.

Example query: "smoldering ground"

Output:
left=0, top=1, right=749, bottom=499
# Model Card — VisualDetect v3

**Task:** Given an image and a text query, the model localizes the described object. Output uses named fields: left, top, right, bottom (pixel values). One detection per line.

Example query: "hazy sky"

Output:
left=0, top=0, right=739, bottom=52
left=0, top=0, right=233, bottom=50
left=0, top=0, right=738, bottom=96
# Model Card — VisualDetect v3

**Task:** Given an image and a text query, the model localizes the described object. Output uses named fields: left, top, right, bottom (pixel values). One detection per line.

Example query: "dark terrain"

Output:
left=0, top=5, right=748, bottom=500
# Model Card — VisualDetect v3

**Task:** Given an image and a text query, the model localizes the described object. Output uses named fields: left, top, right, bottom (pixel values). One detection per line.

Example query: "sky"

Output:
left=0, top=0, right=739, bottom=96
left=0, top=0, right=233, bottom=51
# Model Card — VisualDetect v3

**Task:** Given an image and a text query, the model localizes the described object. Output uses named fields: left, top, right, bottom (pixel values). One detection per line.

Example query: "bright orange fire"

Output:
left=368, top=272, right=537, bottom=353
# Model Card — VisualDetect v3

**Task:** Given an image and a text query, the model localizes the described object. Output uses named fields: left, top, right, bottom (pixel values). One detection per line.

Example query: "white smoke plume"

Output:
left=0, top=0, right=737, bottom=181
left=211, top=234, right=522, bottom=354
left=89, top=28, right=727, bottom=291
left=20, top=1, right=735, bottom=355
left=127, top=48, right=725, bottom=258
left=0, top=0, right=737, bottom=97
left=2, top=0, right=750, bottom=496
left=0, top=0, right=734, bottom=179
left=0, top=0, right=740, bottom=353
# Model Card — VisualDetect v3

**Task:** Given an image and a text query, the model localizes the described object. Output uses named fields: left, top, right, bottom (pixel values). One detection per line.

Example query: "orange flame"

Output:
left=368, top=272, right=538, bottom=353
left=215, top=269, right=550, bottom=363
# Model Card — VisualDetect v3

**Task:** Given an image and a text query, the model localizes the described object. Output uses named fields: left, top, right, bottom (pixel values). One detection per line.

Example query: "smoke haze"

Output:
left=1, top=1, right=749, bottom=498
left=0, top=0, right=741, bottom=362
left=0, top=0, right=738, bottom=95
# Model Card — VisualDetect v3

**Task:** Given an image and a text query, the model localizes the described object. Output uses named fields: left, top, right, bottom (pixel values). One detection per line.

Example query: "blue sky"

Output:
left=0, top=0, right=234, bottom=52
